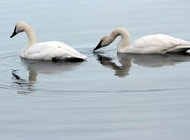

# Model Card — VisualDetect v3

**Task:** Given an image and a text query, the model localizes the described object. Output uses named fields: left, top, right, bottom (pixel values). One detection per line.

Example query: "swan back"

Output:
left=127, top=34, right=190, bottom=54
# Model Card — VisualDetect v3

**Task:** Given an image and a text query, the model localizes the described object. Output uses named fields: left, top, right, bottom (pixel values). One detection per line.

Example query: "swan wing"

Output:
left=23, top=41, right=87, bottom=60
left=129, top=34, right=190, bottom=54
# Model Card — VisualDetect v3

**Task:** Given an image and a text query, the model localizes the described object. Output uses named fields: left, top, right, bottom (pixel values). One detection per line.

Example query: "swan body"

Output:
left=10, top=22, right=87, bottom=61
left=94, top=28, right=190, bottom=54
left=21, top=41, right=86, bottom=60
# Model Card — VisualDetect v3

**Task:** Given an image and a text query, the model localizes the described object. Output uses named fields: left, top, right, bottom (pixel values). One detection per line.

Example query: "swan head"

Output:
left=93, top=36, right=110, bottom=52
left=10, top=22, right=28, bottom=38
left=93, top=28, right=131, bottom=52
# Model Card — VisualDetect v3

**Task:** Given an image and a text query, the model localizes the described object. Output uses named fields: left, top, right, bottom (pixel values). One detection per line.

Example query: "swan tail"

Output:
left=163, top=46, right=190, bottom=54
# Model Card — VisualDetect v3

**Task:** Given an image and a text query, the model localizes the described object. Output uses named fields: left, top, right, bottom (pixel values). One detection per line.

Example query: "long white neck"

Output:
left=107, top=28, right=131, bottom=52
left=26, top=26, right=36, bottom=46
left=21, top=24, right=37, bottom=56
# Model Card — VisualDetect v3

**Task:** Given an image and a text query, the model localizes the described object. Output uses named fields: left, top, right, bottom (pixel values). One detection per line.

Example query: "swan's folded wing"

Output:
left=24, top=41, right=87, bottom=60
left=131, top=34, right=190, bottom=54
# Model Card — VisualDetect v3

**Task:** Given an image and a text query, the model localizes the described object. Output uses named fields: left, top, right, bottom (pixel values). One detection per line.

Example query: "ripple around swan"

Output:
left=0, top=52, right=21, bottom=68
left=1, top=50, right=190, bottom=95
left=0, top=52, right=19, bottom=91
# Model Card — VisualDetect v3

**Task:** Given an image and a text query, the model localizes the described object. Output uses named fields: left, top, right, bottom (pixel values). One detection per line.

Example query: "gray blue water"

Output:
left=1, top=0, right=190, bottom=140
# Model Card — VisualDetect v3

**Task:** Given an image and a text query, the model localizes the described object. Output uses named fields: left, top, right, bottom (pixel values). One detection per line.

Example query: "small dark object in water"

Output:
left=12, top=70, right=21, bottom=80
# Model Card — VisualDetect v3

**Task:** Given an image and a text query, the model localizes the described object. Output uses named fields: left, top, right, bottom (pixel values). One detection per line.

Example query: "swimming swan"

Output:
left=10, top=22, right=87, bottom=61
left=93, top=28, right=190, bottom=54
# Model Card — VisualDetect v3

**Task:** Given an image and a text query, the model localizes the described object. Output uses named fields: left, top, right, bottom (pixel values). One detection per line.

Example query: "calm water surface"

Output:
left=1, top=0, right=190, bottom=140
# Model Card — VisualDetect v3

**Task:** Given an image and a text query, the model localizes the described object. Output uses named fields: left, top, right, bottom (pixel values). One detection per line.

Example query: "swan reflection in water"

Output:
left=95, top=53, right=131, bottom=77
left=95, top=52, right=190, bottom=77
left=12, top=58, right=83, bottom=94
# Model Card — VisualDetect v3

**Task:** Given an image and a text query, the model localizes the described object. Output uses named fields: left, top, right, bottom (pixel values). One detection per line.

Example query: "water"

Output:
left=1, top=0, right=190, bottom=139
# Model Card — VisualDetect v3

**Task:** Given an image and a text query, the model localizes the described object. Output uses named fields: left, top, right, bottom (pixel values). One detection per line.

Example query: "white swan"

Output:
left=10, top=22, right=87, bottom=61
left=93, top=28, right=190, bottom=54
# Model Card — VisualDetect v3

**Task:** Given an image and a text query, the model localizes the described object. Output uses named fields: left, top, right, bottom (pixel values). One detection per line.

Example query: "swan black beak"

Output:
left=10, top=27, right=17, bottom=38
left=93, top=40, right=102, bottom=52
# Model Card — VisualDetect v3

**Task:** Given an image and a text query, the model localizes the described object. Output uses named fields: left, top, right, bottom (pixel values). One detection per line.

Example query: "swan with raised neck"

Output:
left=93, top=27, right=190, bottom=54
left=10, top=22, right=37, bottom=57
left=10, top=22, right=87, bottom=61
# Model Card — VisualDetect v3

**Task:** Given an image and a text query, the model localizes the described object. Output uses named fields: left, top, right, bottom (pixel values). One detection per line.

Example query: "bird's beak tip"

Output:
left=10, top=26, right=17, bottom=38
left=93, top=40, right=102, bottom=52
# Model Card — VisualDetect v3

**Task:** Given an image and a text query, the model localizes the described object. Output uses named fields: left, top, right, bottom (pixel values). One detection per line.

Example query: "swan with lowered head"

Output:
left=10, top=22, right=87, bottom=61
left=93, top=28, right=190, bottom=54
